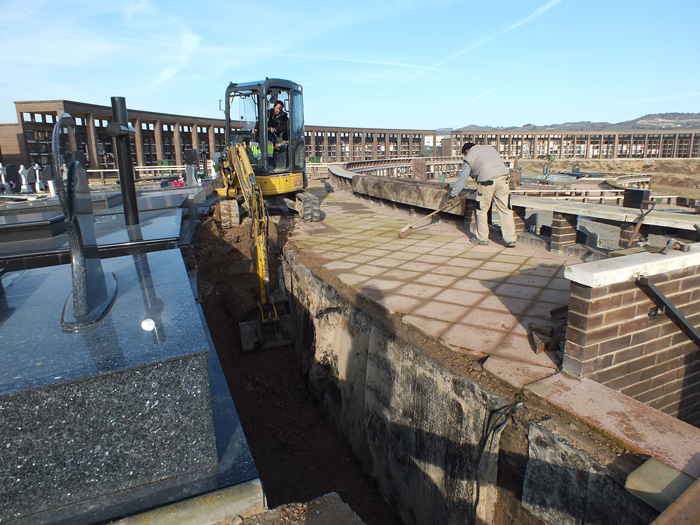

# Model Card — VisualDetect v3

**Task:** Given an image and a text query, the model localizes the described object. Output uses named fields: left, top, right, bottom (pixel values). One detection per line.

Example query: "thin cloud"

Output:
left=466, top=88, right=496, bottom=109
left=380, top=0, right=563, bottom=95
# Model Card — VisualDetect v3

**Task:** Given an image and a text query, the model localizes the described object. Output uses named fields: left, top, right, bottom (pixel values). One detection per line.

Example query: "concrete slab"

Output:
left=290, top=183, right=582, bottom=383
left=525, top=372, right=581, bottom=399
left=483, top=355, right=554, bottom=390
left=625, top=458, right=695, bottom=512
left=566, top=244, right=700, bottom=287
left=547, top=379, right=700, bottom=479
left=651, top=476, right=700, bottom=525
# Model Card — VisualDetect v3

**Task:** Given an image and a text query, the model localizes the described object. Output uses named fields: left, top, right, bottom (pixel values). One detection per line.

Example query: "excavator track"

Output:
left=295, top=191, right=321, bottom=222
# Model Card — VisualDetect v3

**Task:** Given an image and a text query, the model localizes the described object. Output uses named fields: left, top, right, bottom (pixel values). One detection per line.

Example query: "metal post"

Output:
left=109, top=97, right=139, bottom=227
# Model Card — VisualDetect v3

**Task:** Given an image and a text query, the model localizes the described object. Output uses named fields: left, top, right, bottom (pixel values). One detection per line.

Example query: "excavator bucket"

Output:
left=238, top=305, right=293, bottom=352
left=238, top=270, right=293, bottom=352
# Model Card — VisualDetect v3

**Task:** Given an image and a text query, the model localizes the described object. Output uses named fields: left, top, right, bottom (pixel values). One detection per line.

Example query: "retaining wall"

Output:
left=281, top=246, right=658, bottom=525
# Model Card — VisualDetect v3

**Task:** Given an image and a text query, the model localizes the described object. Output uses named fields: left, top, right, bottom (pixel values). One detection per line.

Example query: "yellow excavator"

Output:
left=216, top=78, right=320, bottom=225
left=223, top=142, right=292, bottom=351
left=214, top=79, right=318, bottom=350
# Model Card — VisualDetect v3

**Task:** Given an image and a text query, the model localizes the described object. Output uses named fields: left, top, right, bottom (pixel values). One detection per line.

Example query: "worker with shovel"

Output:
left=451, top=142, right=517, bottom=247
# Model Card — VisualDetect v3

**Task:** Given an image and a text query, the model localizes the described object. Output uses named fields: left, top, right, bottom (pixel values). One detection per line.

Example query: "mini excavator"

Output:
left=216, top=78, right=320, bottom=226
left=215, top=79, right=321, bottom=350
left=222, top=143, right=292, bottom=351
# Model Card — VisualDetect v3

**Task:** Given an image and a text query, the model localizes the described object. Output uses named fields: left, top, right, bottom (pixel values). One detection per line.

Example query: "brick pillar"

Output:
left=208, top=126, right=216, bottom=155
left=134, top=119, right=144, bottom=166
left=191, top=124, right=198, bottom=154
left=463, top=200, right=478, bottom=233
left=551, top=212, right=577, bottom=253
left=512, top=205, right=527, bottom=235
left=86, top=114, right=99, bottom=169
left=174, top=123, right=182, bottom=166
left=155, top=121, right=164, bottom=162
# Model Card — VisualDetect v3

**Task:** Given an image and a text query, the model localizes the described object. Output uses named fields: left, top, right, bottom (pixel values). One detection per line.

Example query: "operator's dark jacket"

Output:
left=267, top=109, right=288, bottom=141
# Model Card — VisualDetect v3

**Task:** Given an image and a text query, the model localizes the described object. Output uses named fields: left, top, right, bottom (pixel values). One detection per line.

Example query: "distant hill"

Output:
left=448, top=113, right=700, bottom=132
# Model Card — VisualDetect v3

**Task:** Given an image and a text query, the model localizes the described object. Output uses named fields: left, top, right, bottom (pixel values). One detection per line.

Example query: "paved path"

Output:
left=289, top=181, right=583, bottom=389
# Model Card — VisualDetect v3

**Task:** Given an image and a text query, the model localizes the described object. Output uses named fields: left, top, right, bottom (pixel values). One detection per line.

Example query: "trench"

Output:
left=188, top=208, right=659, bottom=525
left=188, top=215, right=403, bottom=525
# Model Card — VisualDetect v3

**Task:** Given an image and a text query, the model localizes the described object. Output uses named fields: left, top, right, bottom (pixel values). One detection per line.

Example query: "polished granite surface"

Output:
left=0, top=249, right=258, bottom=523
left=0, top=249, right=200, bottom=394
left=0, top=211, right=64, bottom=225
left=0, top=192, right=123, bottom=215
left=95, top=193, right=188, bottom=215
left=0, top=209, right=182, bottom=258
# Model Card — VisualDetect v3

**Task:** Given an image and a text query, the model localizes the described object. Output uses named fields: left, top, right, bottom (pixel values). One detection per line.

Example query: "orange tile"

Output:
left=440, top=324, right=506, bottom=353
left=434, top=289, right=487, bottom=306
left=402, top=315, right=451, bottom=338
left=458, top=309, right=518, bottom=332
left=411, top=301, right=470, bottom=323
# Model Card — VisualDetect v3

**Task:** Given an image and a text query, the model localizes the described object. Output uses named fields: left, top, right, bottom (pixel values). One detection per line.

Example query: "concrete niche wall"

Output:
left=282, top=246, right=658, bottom=525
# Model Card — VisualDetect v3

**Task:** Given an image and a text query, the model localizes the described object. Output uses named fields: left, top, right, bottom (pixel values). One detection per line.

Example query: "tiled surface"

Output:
left=290, top=183, right=583, bottom=390
left=294, top=181, right=700, bottom=481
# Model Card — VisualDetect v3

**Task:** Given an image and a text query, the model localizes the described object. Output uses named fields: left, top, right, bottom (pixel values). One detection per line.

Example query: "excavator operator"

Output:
left=266, top=100, right=288, bottom=168
left=267, top=100, right=288, bottom=140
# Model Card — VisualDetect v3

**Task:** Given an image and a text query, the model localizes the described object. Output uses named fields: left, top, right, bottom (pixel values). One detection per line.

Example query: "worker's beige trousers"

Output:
left=475, top=175, right=516, bottom=243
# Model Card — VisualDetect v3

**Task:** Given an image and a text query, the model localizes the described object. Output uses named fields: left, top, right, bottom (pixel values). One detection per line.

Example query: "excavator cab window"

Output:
left=266, top=91, right=290, bottom=172
left=228, top=90, right=264, bottom=173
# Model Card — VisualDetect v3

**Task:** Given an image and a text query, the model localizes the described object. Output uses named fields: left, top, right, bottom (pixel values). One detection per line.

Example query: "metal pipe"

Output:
left=110, top=97, right=139, bottom=226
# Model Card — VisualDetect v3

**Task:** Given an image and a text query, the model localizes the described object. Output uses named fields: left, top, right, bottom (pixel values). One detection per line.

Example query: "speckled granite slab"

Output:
left=0, top=250, right=258, bottom=524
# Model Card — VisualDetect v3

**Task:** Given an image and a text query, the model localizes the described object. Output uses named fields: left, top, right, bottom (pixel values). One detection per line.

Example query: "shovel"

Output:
left=398, top=192, right=472, bottom=239
left=626, top=200, right=656, bottom=248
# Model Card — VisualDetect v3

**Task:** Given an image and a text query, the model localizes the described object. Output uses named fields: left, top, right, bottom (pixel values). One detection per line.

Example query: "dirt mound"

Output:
left=519, top=158, right=700, bottom=177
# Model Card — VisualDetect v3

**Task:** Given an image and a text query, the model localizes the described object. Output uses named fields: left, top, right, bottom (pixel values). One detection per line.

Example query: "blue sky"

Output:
left=1, top=0, right=698, bottom=130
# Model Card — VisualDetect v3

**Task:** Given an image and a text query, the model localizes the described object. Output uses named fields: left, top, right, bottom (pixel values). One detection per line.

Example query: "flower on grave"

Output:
left=10, top=181, right=16, bottom=188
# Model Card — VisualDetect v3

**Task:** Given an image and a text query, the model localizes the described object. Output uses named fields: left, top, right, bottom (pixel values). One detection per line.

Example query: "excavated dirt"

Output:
left=182, top=209, right=402, bottom=525
left=520, top=158, right=700, bottom=196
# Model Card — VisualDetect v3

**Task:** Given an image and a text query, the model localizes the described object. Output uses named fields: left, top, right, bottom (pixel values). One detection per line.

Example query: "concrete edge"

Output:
left=115, top=478, right=266, bottom=525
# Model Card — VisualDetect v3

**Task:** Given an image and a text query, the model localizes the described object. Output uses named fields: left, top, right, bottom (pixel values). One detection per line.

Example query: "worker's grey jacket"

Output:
left=450, top=145, right=508, bottom=197
left=462, top=145, right=509, bottom=183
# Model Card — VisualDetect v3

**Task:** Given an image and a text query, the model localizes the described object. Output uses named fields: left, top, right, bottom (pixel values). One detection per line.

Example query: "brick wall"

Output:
left=0, top=123, right=25, bottom=166
left=563, top=265, right=700, bottom=427
left=551, top=212, right=577, bottom=254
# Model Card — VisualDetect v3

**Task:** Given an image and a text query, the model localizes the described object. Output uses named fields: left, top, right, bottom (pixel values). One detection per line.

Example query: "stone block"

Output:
left=351, top=174, right=464, bottom=216
left=625, top=458, right=695, bottom=512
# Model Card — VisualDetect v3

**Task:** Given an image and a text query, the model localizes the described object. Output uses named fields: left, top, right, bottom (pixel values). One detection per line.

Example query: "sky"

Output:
left=1, top=0, right=698, bottom=130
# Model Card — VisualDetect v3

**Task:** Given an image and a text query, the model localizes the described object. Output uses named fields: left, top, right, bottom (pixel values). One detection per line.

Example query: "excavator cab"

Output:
left=223, top=79, right=310, bottom=202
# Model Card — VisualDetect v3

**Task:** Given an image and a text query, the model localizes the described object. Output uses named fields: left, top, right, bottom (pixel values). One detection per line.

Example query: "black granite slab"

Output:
left=95, top=193, right=188, bottom=216
left=0, top=250, right=258, bottom=524
left=0, top=212, right=66, bottom=241
left=0, top=192, right=123, bottom=216
left=0, top=209, right=182, bottom=271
